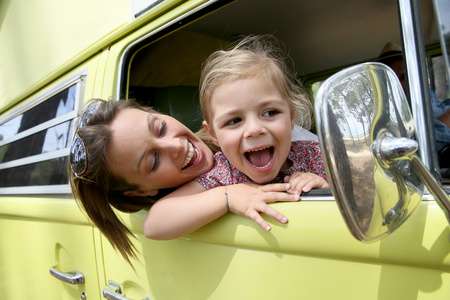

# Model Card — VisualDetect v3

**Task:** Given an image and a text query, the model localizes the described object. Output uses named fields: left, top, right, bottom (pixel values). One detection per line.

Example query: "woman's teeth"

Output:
left=182, top=142, right=198, bottom=169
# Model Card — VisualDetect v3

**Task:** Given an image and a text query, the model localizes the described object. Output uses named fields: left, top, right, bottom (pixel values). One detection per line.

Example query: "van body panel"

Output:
left=0, top=0, right=187, bottom=112
left=0, top=196, right=101, bottom=299
left=99, top=200, right=450, bottom=299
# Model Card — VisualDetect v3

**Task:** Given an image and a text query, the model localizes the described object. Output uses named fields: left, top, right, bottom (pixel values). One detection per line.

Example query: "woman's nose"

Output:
left=244, top=117, right=267, bottom=138
left=159, top=137, right=183, bottom=158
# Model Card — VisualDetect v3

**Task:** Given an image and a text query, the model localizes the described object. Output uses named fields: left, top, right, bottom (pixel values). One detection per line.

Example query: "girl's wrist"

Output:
left=224, top=186, right=230, bottom=211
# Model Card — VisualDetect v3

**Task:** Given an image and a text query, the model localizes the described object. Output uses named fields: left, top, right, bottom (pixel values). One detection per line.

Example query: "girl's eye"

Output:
left=263, top=110, right=279, bottom=117
left=225, top=118, right=242, bottom=126
left=159, top=121, right=167, bottom=137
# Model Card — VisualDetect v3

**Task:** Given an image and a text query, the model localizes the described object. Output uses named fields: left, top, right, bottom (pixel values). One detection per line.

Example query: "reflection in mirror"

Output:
left=315, top=63, right=424, bottom=242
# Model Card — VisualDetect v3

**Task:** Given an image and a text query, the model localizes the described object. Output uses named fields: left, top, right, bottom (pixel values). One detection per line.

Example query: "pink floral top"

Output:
left=195, top=140, right=328, bottom=190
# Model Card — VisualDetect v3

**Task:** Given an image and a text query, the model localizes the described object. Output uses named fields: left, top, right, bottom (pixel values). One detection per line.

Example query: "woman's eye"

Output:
left=151, top=152, right=159, bottom=172
left=225, top=118, right=241, bottom=126
left=263, top=110, right=279, bottom=117
left=159, top=121, right=167, bottom=137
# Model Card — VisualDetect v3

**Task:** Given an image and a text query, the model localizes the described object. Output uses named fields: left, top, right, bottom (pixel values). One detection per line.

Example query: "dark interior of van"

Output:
left=123, top=0, right=448, bottom=180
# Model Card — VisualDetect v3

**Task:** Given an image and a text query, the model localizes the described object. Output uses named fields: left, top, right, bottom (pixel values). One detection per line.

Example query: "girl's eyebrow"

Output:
left=214, top=108, right=242, bottom=123
left=137, top=114, right=152, bottom=175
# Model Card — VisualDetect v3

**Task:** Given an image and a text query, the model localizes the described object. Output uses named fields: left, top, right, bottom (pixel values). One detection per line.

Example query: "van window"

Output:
left=124, top=30, right=225, bottom=132
left=0, top=77, right=85, bottom=194
left=429, top=55, right=450, bottom=101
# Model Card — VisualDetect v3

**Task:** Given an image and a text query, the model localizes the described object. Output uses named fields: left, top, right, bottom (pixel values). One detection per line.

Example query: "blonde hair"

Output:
left=200, top=35, right=312, bottom=129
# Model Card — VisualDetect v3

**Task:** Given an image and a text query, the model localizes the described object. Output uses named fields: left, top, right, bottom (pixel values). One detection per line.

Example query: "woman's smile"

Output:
left=182, top=141, right=201, bottom=169
left=108, top=109, right=214, bottom=192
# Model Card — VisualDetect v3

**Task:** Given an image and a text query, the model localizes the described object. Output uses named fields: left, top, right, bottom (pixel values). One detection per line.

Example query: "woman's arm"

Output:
left=143, top=181, right=300, bottom=240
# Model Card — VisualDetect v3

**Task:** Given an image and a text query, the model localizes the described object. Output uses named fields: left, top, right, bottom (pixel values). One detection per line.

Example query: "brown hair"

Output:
left=200, top=35, right=312, bottom=129
left=69, top=99, right=156, bottom=265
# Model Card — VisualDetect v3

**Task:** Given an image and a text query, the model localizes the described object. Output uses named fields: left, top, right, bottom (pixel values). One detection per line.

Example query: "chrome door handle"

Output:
left=103, top=282, right=132, bottom=300
left=103, top=282, right=150, bottom=300
left=49, top=267, right=85, bottom=284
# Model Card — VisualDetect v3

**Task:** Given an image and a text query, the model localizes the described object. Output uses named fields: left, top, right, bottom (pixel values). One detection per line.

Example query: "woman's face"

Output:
left=107, top=109, right=214, bottom=196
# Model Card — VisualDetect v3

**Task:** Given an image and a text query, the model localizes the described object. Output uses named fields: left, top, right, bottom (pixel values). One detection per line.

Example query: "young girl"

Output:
left=144, top=35, right=329, bottom=240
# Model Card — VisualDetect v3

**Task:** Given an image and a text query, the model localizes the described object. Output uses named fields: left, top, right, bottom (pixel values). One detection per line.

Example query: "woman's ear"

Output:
left=123, top=189, right=159, bottom=197
left=203, top=120, right=220, bottom=147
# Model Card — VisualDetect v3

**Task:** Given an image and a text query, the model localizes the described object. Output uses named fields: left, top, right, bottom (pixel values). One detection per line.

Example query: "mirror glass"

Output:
left=315, top=63, right=424, bottom=242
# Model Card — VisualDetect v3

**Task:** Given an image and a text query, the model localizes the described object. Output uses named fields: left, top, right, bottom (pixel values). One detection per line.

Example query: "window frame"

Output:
left=0, top=71, right=87, bottom=195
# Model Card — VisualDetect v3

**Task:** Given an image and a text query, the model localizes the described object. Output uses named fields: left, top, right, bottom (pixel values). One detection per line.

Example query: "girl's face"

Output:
left=107, top=109, right=215, bottom=196
left=204, top=76, right=295, bottom=184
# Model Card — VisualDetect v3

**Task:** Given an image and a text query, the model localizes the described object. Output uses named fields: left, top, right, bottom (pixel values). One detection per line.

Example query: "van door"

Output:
left=0, top=57, right=103, bottom=299
left=96, top=0, right=450, bottom=299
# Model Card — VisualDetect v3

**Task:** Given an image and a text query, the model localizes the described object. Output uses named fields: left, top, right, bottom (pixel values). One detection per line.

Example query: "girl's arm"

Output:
left=143, top=181, right=300, bottom=240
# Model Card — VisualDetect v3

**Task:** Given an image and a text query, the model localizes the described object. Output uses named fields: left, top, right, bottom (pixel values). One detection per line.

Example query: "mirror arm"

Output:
left=408, top=155, right=450, bottom=225
left=376, top=135, right=450, bottom=225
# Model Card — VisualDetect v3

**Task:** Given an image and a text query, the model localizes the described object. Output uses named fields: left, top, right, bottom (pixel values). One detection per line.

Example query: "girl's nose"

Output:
left=244, top=117, right=267, bottom=138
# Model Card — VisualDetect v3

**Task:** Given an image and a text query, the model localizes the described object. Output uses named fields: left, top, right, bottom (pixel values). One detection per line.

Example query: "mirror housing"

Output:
left=315, top=63, right=450, bottom=242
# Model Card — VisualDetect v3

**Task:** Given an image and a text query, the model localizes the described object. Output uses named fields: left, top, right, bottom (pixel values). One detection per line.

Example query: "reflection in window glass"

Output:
left=0, top=157, right=69, bottom=187
left=0, top=81, right=79, bottom=190
left=0, top=84, right=76, bottom=141
left=0, top=120, right=73, bottom=163
left=0, top=116, right=22, bottom=141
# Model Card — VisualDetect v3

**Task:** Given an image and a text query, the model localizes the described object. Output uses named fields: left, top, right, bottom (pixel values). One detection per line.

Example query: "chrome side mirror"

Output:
left=315, top=63, right=450, bottom=242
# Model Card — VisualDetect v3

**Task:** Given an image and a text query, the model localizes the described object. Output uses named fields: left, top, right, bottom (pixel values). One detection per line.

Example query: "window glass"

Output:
left=0, top=120, right=73, bottom=163
left=0, top=81, right=80, bottom=191
left=0, top=157, right=68, bottom=187
left=0, top=85, right=76, bottom=140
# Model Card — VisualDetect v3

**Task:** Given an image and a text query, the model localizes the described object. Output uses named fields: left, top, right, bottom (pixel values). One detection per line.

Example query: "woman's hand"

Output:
left=226, top=182, right=300, bottom=231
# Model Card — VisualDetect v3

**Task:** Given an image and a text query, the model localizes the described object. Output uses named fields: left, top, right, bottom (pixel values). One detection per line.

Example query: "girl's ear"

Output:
left=290, top=109, right=296, bottom=130
left=203, top=120, right=220, bottom=147
left=123, top=189, right=159, bottom=197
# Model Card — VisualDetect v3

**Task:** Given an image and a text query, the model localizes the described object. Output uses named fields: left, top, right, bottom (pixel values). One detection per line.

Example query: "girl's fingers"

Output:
left=262, top=191, right=300, bottom=202
left=301, top=178, right=330, bottom=192
left=258, top=183, right=300, bottom=201
left=256, top=204, right=289, bottom=224
left=237, top=183, right=302, bottom=230
left=260, top=183, right=291, bottom=192
left=289, top=174, right=329, bottom=194
left=265, top=208, right=288, bottom=224
left=248, top=211, right=273, bottom=231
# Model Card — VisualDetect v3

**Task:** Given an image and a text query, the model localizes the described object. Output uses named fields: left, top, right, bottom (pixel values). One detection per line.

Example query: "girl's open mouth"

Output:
left=244, top=146, right=274, bottom=169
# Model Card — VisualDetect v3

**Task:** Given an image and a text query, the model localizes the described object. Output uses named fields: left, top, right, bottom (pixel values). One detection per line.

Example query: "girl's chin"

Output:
left=247, top=171, right=279, bottom=184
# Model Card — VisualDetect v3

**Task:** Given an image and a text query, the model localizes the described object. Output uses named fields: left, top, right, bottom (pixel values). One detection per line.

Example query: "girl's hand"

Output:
left=226, top=182, right=300, bottom=232
left=284, top=172, right=329, bottom=195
